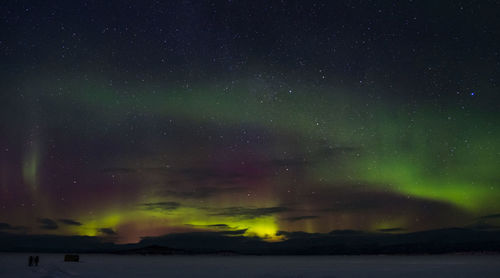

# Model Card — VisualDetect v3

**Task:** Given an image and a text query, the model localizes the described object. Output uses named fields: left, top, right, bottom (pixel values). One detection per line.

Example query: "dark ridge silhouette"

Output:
left=114, top=245, right=189, bottom=255
left=2, top=228, right=500, bottom=255
left=114, top=245, right=242, bottom=256
left=377, top=228, right=407, bottom=233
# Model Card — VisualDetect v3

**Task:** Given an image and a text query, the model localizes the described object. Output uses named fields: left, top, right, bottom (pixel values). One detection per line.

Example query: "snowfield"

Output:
left=1, top=253, right=499, bottom=278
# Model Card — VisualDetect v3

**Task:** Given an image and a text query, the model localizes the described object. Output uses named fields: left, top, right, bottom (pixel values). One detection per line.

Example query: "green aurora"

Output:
left=1, top=1, right=499, bottom=244
left=1, top=74, right=497, bottom=242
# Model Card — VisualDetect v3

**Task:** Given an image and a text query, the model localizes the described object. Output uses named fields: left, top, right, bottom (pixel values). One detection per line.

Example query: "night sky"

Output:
left=1, top=1, right=499, bottom=244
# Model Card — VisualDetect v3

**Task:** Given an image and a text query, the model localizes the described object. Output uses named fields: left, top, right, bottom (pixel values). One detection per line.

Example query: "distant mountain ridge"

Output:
left=1, top=227, right=500, bottom=255
left=113, top=245, right=189, bottom=255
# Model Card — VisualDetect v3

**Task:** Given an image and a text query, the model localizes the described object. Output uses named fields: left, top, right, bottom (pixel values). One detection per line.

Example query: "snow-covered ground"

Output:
left=1, top=253, right=499, bottom=277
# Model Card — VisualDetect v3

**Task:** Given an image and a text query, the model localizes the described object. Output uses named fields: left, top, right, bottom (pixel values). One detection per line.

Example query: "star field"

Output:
left=0, top=1, right=499, bottom=243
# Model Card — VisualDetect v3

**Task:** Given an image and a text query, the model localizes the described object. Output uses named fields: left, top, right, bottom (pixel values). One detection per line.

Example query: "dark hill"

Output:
left=1, top=228, right=500, bottom=255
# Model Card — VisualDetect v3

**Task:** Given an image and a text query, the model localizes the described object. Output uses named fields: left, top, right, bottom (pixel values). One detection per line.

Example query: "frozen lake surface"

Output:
left=1, top=253, right=499, bottom=277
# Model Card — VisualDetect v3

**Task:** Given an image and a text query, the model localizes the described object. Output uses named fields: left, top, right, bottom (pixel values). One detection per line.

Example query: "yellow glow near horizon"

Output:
left=66, top=205, right=284, bottom=242
left=70, top=212, right=122, bottom=236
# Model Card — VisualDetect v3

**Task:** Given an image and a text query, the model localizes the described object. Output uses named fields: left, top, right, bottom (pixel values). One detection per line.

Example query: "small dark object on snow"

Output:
left=28, top=256, right=33, bottom=266
left=34, top=256, right=39, bottom=266
left=64, top=254, right=79, bottom=262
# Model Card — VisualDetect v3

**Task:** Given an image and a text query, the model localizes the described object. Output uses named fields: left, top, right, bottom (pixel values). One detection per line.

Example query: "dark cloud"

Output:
left=118, top=147, right=354, bottom=186
left=138, top=202, right=180, bottom=212
left=98, top=146, right=354, bottom=194
left=377, top=228, right=406, bottom=233
left=161, top=186, right=244, bottom=199
left=219, top=229, right=248, bottom=235
left=478, top=213, right=500, bottom=220
left=58, top=219, right=82, bottom=226
left=282, top=215, right=319, bottom=222
left=185, top=223, right=231, bottom=229
left=210, top=206, right=289, bottom=219
left=303, top=182, right=468, bottom=230
left=277, top=229, right=365, bottom=240
left=183, top=224, right=247, bottom=236
left=99, top=228, right=117, bottom=236
left=0, top=222, right=26, bottom=231
left=38, top=218, right=58, bottom=230
left=276, top=231, right=320, bottom=239
left=207, top=224, right=230, bottom=228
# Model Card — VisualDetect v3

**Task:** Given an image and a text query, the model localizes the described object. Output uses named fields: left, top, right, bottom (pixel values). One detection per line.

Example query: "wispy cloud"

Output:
left=99, top=228, right=117, bottom=236
left=478, top=213, right=500, bottom=220
left=58, top=219, right=82, bottom=226
left=282, top=215, right=319, bottom=222
left=138, top=202, right=180, bottom=212
left=38, top=218, right=58, bottom=230
left=209, top=206, right=289, bottom=219
left=0, top=222, right=26, bottom=231
left=161, top=186, right=244, bottom=199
